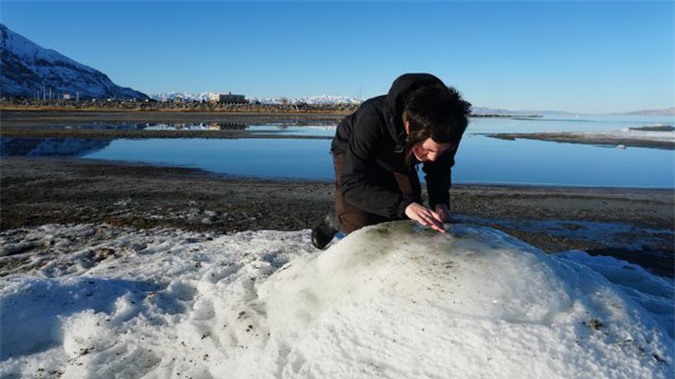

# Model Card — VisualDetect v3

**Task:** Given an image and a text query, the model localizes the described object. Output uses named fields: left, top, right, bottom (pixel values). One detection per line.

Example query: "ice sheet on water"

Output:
left=0, top=222, right=672, bottom=378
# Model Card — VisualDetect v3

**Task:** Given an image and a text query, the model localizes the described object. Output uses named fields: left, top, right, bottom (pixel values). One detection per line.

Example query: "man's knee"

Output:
left=337, top=210, right=388, bottom=235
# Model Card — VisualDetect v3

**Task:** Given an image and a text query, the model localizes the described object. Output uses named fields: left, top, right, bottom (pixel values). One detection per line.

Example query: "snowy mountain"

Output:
left=0, top=24, right=148, bottom=100
left=471, top=106, right=549, bottom=116
left=283, top=95, right=362, bottom=105
left=150, top=92, right=362, bottom=105
left=151, top=91, right=220, bottom=102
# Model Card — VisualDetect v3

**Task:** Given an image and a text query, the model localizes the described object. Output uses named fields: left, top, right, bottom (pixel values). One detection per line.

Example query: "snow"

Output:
left=150, top=92, right=221, bottom=102
left=1, top=221, right=673, bottom=378
left=589, top=128, right=675, bottom=143
left=539, top=128, right=675, bottom=144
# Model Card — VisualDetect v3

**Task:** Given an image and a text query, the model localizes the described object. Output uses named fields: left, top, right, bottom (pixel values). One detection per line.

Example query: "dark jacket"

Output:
left=331, top=73, right=457, bottom=220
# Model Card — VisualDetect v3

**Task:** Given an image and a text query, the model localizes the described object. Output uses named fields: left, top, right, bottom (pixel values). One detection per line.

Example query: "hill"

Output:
left=0, top=24, right=148, bottom=100
left=622, top=107, right=675, bottom=116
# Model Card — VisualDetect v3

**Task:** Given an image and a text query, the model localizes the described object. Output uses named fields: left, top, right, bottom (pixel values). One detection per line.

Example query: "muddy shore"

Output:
left=486, top=132, right=675, bottom=150
left=1, top=157, right=673, bottom=277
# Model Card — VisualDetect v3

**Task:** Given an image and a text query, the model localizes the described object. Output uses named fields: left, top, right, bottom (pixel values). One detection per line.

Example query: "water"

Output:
left=19, top=120, right=337, bottom=137
left=86, top=138, right=333, bottom=181
left=454, top=134, right=672, bottom=187
left=2, top=114, right=673, bottom=188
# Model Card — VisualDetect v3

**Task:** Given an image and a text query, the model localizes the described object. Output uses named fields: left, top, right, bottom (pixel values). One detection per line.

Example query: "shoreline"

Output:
left=0, top=109, right=348, bottom=124
left=486, top=132, right=675, bottom=150
left=3, top=110, right=673, bottom=151
left=2, top=156, right=673, bottom=277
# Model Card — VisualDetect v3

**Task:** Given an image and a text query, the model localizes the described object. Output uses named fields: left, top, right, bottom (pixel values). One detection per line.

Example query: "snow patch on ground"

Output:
left=1, top=222, right=672, bottom=378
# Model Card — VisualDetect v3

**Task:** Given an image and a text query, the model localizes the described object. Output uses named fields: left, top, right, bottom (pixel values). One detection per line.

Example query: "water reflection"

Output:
left=29, top=121, right=338, bottom=137
left=0, top=137, right=111, bottom=157
left=454, top=135, right=674, bottom=188
left=2, top=115, right=673, bottom=188
left=54, top=121, right=250, bottom=131
left=85, top=138, right=334, bottom=181
left=75, top=136, right=674, bottom=188
left=144, top=122, right=248, bottom=131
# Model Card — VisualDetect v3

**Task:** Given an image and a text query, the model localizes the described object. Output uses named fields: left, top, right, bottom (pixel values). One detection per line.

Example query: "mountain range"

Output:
left=0, top=24, right=148, bottom=100
left=621, top=107, right=675, bottom=116
left=150, top=91, right=362, bottom=105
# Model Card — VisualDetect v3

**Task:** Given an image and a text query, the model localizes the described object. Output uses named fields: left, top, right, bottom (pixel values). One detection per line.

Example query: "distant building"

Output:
left=207, top=93, right=220, bottom=103
left=62, top=93, right=71, bottom=100
left=219, top=92, right=247, bottom=104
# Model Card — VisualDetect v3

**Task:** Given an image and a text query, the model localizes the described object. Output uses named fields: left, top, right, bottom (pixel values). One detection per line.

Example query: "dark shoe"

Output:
left=311, top=212, right=338, bottom=249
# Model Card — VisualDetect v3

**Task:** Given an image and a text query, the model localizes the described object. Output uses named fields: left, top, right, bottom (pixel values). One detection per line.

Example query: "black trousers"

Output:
left=332, top=153, right=417, bottom=235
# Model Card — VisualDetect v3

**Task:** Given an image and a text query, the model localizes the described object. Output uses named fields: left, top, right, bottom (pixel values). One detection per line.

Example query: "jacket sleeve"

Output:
left=339, top=110, right=409, bottom=219
left=423, top=146, right=457, bottom=210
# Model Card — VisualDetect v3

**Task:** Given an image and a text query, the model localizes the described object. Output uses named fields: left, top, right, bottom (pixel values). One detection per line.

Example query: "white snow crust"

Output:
left=540, top=128, right=675, bottom=145
left=0, top=221, right=672, bottom=378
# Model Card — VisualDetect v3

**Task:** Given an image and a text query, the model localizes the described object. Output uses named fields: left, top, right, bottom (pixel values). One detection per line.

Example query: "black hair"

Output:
left=403, top=84, right=471, bottom=162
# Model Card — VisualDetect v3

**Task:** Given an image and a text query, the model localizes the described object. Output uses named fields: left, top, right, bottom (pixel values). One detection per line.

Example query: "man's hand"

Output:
left=405, top=202, right=446, bottom=233
left=434, top=204, right=451, bottom=222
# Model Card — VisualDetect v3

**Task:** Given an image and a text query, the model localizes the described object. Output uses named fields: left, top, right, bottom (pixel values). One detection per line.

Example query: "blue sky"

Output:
left=1, top=1, right=673, bottom=113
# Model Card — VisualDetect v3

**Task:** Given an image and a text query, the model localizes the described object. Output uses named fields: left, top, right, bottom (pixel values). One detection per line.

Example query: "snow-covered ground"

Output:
left=1, top=222, right=673, bottom=378
left=486, top=126, right=675, bottom=149
left=573, top=127, right=675, bottom=143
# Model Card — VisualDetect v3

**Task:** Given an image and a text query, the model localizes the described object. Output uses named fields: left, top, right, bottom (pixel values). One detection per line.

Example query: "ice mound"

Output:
left=1, top=222, right=672, bottom=378
left=227, top=222, right=672, bottom=378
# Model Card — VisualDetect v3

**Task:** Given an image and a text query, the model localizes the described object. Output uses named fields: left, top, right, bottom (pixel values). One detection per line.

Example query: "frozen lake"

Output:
left=2, top=114, right=673, bottom=188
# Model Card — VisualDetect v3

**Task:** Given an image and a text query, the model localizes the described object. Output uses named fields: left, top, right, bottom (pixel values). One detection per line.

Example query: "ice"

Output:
left=0, top=221, right=672, bottom=378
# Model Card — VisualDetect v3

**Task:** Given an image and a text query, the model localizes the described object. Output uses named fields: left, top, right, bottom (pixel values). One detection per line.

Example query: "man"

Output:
left=312, top=73, right=471, bottom=249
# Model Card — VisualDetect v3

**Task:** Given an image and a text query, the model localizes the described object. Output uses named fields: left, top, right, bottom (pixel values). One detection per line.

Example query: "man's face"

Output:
left=412, top=138, right=449, bottom=162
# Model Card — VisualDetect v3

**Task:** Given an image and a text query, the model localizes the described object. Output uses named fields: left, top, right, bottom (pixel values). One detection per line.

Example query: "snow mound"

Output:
left=241, top=222, right=672, bottom=378
left=0, top=222, right=672, bottom=378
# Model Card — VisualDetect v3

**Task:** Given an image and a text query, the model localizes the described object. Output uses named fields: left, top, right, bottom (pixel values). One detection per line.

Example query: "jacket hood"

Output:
left=383, top=73, right=446, bottom=144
